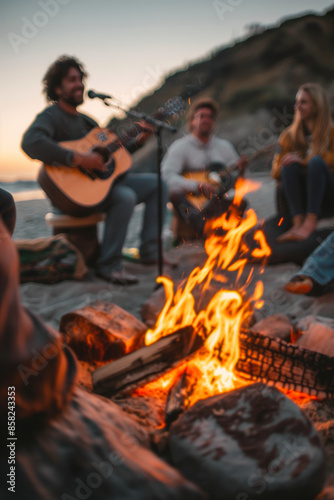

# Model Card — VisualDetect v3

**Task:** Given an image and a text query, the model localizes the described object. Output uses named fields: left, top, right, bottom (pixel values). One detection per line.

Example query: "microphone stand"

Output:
left=106, top=101, right=177, bottom=279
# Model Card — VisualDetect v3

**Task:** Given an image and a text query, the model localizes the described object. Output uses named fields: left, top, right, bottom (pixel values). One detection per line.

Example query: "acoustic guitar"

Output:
left=38, top=97, right=185, bottom=216
left=183, top=143, right=278, bottom=210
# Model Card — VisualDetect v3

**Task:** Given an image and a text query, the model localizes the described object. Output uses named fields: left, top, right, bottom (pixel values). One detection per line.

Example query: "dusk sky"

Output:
left=1, top=0, right=334, bottom=180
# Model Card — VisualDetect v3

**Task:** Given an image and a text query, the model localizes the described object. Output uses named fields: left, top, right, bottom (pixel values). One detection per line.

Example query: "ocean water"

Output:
left=0, top=180, right=45, bottom=201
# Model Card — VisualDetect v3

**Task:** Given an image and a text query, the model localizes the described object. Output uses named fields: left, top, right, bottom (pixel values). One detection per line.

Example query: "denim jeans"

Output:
left=296, top=230, right=334, bottom=285
left=96, top=173, right=168, bottom=273
left=281, top=156, right=334, bottom=217
left=0, top=187, right=16, bottom=235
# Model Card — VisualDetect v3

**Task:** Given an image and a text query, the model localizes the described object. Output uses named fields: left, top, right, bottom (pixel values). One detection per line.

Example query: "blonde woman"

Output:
left=272, top=83, right=334, bottom=242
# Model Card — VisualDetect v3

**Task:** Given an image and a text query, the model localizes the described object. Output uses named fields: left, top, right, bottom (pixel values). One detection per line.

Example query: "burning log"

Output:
left=92, top=326, right=203, bottom=396
left=237, top=330, right=334, bottom=399
left=60, top=301, right=146, bottom=363
left=92, top=326, right=334, bottom=401
left=165, top=366, right=202, bottom=426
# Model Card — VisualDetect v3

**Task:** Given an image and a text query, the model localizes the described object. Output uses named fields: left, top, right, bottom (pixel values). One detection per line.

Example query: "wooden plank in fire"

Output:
left=92, top=326, right=203, bottom=396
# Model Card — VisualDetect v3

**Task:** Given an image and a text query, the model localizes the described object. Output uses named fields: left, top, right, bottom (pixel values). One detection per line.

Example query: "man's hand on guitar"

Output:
left=135, top=120, right=154, bottom=147
left=73, top=152, right=106, bottom=176
left=198, top=181, right=218, bottom=199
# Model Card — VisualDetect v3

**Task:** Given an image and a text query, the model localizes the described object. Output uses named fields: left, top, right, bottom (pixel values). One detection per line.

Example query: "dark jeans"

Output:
left=170, top=191, right=247, bottom=237
left=96, top=173, right=168, bottom=273
left=281, top=156, right=334, bottom=217
left=0, top=187, right=16, bottom=235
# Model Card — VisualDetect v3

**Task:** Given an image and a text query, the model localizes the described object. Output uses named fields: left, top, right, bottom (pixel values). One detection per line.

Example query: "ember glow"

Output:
left=144, top=178, right=272, bottom=405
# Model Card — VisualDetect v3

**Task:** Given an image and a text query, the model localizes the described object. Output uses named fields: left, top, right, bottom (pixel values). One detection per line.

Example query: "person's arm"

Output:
left=319, top=127, right=334, bottom=170
left=0, top=219, right=77, bottom=421
left=162, top=140, right=200, bottom=193
left=22, top=108, right=77, bottom=166
left=271, top=131, right=302, bottom=180
left=21, top=109, right=105, bottom=172
left=271, top=132, right=287, bottom=181
left=125, top=120, right=154, bottom=154
left=217, top=140, right=247, bottom=188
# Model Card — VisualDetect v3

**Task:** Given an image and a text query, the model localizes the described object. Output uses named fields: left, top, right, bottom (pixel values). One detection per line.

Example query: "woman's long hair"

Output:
left=288, top=83, right=332, bottom=157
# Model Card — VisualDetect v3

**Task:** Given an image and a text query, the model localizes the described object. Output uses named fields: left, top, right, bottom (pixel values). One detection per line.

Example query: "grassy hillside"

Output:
left=108, top=7, right=334, bottom=172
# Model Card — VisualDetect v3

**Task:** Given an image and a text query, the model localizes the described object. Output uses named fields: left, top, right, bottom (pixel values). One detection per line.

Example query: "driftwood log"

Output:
left=60, top=301, right=147, bottom=363
left=92, top=326, right=203, bottom=396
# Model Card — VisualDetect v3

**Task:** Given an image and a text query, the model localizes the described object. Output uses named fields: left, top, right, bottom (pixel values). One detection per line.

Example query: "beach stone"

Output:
left=60, top=301, right=147, bottom=363
left=295, top=316, right=334, bottom=357
left=5, top=389, right=205, bottom=500
left=251, top=313, right=294, bottom=342
left=169, top=383, right=325, bottom=500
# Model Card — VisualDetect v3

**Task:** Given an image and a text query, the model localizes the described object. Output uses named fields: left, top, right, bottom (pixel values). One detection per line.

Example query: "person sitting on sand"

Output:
left=21, top=55, right=174, bottom=285
left=272, top=82, right=334, bottom=243
left=161, top=97, right=248, bottom=239
left=0, top=186, right=16, bottom=235
left=285, top=230, right=334, bottom=295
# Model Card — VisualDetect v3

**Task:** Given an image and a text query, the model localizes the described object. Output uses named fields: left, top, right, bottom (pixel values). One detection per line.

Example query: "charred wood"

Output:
left=92, top=326, right=203, bottom=396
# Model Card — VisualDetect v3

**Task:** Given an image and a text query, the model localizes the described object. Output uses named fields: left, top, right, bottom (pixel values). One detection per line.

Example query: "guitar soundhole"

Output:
left=92, top=146, right=115, bottom=179
left=94, top=158, right=115, bottom=179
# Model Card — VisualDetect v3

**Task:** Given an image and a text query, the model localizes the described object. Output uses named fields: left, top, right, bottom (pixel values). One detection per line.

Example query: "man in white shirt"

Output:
left=162, top=97, right=248, bottom=238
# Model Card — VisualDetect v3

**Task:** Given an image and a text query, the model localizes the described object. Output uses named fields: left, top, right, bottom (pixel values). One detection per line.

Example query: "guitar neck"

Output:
left=226, top=141, right=279, bottom=173
left=105, top=108, right=172, bottom=154
left=102, top=96, right=185, bottom=156
left=105, top=122, right=145, bottom=155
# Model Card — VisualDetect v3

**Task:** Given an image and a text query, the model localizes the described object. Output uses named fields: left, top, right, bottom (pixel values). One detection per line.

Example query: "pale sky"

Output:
left=1, top=0, right=334, bottom=180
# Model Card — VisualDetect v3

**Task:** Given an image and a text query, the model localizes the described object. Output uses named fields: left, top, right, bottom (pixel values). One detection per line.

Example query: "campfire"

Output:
left=84, top=178, right=334, bottom=412
left=58, top=177, right=333, bottom=498
left=141, top=178, right=271, bottom=405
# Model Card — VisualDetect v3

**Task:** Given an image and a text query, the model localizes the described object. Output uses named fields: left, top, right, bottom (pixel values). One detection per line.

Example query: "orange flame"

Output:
left=144, top=178, right=271, bottom=405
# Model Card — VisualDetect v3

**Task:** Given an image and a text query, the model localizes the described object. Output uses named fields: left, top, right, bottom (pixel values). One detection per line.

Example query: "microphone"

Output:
left=87, top=90, right=112, bottom=101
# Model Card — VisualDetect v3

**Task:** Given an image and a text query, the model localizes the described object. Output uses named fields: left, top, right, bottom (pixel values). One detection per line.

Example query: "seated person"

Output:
left=0, top=186, right=16, bottom=235
left=21, top=55, right=171, bottom=285
left=285, top=230, right=334, bottom=295
left=161, top=97, right=248, bottom=238
left=272, top=83, right=334, bottom=242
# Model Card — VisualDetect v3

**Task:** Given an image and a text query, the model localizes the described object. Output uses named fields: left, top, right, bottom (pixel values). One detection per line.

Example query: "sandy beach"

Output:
left=12, top=172, right=275, bottom=324
left=7, top=171, right=334, bottom=492
left=12, top=171, right=334, bottom=329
